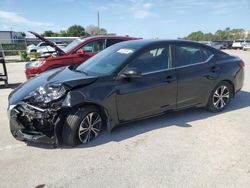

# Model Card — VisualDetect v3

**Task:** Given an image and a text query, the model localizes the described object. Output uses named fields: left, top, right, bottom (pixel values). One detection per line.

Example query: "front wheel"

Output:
left=62, top=107, right=102, bottom=146
left=207, top=81, right=233, bottom=112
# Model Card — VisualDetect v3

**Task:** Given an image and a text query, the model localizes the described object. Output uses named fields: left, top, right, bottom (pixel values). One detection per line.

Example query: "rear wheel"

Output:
left=62, top=106, right=102, bottom=146
left=207, top=81, right=233, bottom=112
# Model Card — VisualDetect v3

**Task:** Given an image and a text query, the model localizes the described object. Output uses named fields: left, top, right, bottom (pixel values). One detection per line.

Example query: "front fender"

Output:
left=61, top=90, right=118, bottom=132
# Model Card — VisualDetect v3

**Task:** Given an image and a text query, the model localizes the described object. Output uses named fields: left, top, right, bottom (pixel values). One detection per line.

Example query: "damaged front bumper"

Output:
left=8, top=103, right=59, bottom=146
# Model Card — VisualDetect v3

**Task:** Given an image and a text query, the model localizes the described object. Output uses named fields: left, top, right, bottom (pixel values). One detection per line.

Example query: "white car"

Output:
left=243, top=40, right=250, bottom=51
left=26, top=42, right=48, bottom=54
left=232, top=40, right=244, bottom=49
left=27, top=42, right=66, bottom=55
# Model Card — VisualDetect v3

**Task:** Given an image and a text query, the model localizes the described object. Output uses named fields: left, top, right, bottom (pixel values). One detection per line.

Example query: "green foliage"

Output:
left=29, top=52, right=41, bottom=59
left=18, top=51, right=41, bottom=61
left=183, top=28, right=248, bottom=41
left=42, top=24, right=108, bottom=37
left=42, top=30, right=55, bottom=37
left=67, top=25, right=86, bottom=37
left=18, top=51, right=30, bottom=61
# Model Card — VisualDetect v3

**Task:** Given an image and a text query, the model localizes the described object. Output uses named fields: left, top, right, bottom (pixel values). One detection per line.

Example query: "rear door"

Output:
left=116, top=45, right=178, bottom=121
left=170, top=44, right=218, bottom=109
left=71, top=39, right=105, bottom=65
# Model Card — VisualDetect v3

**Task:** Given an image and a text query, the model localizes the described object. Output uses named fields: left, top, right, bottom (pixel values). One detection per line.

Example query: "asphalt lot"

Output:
left=0, top=50, right=250, bottom=188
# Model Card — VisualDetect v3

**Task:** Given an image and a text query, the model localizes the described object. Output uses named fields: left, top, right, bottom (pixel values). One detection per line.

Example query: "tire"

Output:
left=206, top=81, right=233, bottom=112
left=62, top=106, right=102, bottom=146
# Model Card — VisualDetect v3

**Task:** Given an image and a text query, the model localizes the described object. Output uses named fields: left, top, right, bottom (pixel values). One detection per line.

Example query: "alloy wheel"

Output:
left=212, top=85, right=230, bottom=109
left=78, top=112, right=102, bottom=143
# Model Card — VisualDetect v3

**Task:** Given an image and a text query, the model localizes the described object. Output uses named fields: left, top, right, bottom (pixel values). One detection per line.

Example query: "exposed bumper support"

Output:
left=8, top=104, right=58, bottom=146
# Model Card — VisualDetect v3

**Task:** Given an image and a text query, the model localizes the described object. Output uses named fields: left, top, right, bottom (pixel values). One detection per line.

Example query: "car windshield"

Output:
left=76, top=45, right=136, bottom=76
left=63, top=38, right=84, bottom=53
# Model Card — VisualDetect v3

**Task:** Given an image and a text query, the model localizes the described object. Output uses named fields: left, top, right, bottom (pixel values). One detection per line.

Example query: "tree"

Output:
left=42, top=30, right=55, bottom=37
left=85, top=25, right=107, bottom=36
left=184, top=31, right=204, bottom=41
left=99, top=28, right=107, bottom=35
left=182, top=28, right=248, bottom=41
left=247, top=32, right=250, bottom=39
left=67, top=25, right=86, bottom=37
left=59, top=30, right=68, bottom=37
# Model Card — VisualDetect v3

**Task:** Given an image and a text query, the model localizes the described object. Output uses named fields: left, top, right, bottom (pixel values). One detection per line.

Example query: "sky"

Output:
left=0, top=0, right=249, bottom=39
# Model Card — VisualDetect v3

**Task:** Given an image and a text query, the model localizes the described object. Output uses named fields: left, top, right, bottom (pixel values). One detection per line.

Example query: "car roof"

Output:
left=80, top=35, right=140, bottom=40
left=113, top=39, right=214, bottom=50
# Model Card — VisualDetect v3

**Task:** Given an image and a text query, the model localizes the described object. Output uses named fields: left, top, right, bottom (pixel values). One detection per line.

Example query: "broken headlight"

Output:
left=28, top=83, right=66, bottom=104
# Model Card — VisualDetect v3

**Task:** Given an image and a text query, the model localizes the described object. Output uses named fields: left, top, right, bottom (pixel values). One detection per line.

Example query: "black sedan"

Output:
left=8, top=40, right=244, bottom=147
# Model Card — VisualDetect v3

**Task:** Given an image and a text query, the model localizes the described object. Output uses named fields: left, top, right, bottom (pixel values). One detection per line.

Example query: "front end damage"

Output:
left=8, top=68, right=99, bottom=146
left=8, top=101, right=64, bottom=146
left=8, top=83, right=69, bottom=146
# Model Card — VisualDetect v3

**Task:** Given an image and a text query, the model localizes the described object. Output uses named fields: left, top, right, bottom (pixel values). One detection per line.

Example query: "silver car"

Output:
left=243, top=40, right=250, bottom=51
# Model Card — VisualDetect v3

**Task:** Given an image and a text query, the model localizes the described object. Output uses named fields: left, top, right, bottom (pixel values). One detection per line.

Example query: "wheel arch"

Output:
left=220, top=79, right=235, bottom=97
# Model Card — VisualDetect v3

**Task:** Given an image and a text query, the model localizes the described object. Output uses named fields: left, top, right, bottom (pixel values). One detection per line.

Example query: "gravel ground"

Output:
left=0, top=50, right=250, bottom=188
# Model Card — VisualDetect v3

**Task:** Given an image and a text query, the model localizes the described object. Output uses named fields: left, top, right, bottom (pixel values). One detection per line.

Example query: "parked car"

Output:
left=212, top=40, right=233, bottom=49
left=205, top=41, right=224, bottom=50
left=26, top=41, right=66, bottom=55
left=25, top=31, right=140, bottom=79
left=243, top=40, right=250, bottom=51
left=232, top=40, right=244, bottom=49
left=8, top=39, right=244, bottom=147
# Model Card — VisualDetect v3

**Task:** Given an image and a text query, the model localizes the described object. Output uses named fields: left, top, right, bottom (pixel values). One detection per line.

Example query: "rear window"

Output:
left=171, top=45, right=213, bottom=67
left=106, top=39, right=126, bottom=48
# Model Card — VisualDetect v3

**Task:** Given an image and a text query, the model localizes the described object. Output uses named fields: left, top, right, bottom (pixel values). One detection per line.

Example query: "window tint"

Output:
left=81, top=40, right=105, bottom=53
left=128, top=47, right=169, bottom=73
left=171, top=45, right=212, bottom=68
left=106, top=39, right=125, bottom=48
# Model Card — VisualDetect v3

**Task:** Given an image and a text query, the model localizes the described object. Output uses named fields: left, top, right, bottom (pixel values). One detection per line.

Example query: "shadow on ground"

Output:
left=27, top=90, right=250, bottom=149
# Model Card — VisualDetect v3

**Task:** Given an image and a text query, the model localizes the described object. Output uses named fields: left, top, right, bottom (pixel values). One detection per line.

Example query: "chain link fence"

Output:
left=0, top=38, right=43, bottom=62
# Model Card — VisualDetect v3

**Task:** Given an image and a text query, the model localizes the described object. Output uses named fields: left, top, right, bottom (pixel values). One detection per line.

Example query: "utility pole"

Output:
left=97, top=11, right=100, bottom=30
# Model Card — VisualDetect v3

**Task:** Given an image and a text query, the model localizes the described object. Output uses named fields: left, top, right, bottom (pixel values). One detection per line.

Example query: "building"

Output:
left=0, top=31, right=25, bottom=44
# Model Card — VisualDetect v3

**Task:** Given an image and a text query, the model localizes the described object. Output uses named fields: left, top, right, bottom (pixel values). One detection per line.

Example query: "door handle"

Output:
left=165, top=76, right=176, bottom=83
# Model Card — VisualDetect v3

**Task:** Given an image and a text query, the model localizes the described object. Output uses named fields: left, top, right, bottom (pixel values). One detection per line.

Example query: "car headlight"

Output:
left=26, top=60, right=45, bottom=68
left=28, top=83, right=66, bottom=104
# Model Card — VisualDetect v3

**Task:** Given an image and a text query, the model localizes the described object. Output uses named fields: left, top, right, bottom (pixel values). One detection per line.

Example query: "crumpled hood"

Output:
left=9, top=67, right=97, bottom=105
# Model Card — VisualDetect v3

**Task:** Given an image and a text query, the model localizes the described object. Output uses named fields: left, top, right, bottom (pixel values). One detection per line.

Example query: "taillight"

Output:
left=240, top=61, right=245, bottom=69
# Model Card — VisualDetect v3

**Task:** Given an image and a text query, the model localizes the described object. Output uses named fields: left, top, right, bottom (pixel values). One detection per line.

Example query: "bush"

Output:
left=18, top=51, right=30, bottom=61
left=29, top=52, right=41, bottom=59
left=18, top=51, right=41, bottom=61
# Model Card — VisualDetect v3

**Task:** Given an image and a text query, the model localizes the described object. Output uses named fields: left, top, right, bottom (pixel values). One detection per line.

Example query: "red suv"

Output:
left=25, top=32, right=140, bottom=79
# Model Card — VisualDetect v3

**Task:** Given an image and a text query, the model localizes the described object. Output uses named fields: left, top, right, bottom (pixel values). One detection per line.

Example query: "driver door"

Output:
left=116, top=46, right=178, bottom=122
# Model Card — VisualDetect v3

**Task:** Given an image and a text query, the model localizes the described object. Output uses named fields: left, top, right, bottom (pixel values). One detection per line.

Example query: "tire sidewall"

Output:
left=62, top=106, right=102, bottom=146
left=207, top=81, right=233, bottom=112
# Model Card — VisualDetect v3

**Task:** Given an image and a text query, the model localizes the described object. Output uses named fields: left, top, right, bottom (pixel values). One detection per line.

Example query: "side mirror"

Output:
left=120, top=67, right=142, bottom=79
left=76, top=49, right=85, bottom=55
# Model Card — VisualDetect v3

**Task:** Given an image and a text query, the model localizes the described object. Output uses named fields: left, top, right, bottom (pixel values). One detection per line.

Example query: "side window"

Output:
left=106, top=39, right=125, bottom=48
left=128, top=47, right=169, bottom=74
left=81, top=40, right=105, bottom=53
left=39, top=42, right=47, bottom=47
left=171, top=45, right=212, bottom=68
